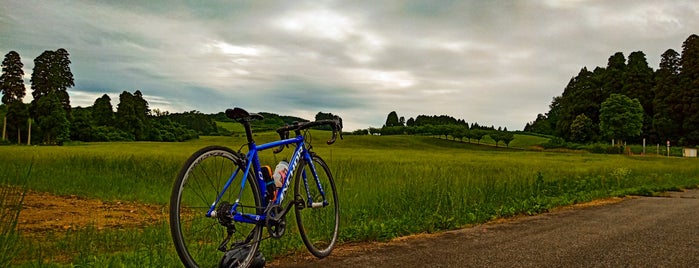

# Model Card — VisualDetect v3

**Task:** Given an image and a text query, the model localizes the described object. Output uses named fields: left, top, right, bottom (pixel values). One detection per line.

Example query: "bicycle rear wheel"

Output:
left=170, top=146, right=263, bottom=268
left=294, top=154, right=339, bottom=258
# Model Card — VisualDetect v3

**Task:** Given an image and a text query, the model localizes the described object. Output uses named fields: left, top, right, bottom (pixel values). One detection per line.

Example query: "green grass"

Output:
left=0, top=156, right=30, bottom=267
left=215, top=121, right=246, bottom=134
left=1, top=133, right=699, bottom=266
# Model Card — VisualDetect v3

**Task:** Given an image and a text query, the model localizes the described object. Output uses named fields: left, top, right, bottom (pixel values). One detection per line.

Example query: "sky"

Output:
left=1, top=0, right=698, bottom=131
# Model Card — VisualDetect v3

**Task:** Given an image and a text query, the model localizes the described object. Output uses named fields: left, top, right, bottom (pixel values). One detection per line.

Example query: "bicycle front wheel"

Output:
left=170, top=146, right=263, bottom=268
left=294, top=154, right=339, bottom=258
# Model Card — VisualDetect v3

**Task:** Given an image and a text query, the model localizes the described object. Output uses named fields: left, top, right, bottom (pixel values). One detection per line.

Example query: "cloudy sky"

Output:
left=2, top=0, right=698, bottom=131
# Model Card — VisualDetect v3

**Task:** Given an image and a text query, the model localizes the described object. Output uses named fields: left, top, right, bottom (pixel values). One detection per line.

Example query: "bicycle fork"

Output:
left=300, top=154, right=330, bottom=209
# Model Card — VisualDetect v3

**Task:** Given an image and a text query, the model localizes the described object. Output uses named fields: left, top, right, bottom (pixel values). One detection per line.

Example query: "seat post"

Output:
left=242, top=121, right=255, bottom=144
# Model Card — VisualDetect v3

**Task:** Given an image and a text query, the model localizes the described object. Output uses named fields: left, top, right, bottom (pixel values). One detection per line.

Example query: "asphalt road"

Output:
left=271, top=189, right=699, bottom=267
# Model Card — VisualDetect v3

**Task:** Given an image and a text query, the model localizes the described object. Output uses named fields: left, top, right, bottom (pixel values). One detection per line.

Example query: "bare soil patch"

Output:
left=17, top=190, right=165, bottom=235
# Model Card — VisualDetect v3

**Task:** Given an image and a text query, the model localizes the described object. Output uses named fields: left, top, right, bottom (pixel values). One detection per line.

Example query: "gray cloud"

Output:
left=2, top=0, right=699, bottom=130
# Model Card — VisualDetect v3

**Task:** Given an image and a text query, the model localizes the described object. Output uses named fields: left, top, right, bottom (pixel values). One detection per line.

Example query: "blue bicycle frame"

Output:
left=204, top=134, right=327, bottom=224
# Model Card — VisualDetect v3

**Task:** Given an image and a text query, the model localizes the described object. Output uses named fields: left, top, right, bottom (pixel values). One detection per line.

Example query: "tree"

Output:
left=470, top=129, right=486, bottom=144
left=525, top=113, right=553, bottom=135
left=166, top=110, right=218, bottom=135
left=652, top=49, right=682, bottom=144
left=53, top=48, right=74, bottom=113
left=490, top=129, right=502, bottom=147
left=34, top=92, right=70, bottom=144
left=569, top=114, right=595, bottom=143
left=530, top=34, right=699, bottom=146
left=30, top=49, right=74, bottom=114
left=132, top=90, right=150, bottom=140
left=384, top=111, right=401, bottom=127
left=70, top=107, right=93, bottom=141
left=406, top=117, right=415, bottom=127
left=116, top=91, right=135, bottom=136
left=414, top=114, right=458, bottom=126
left=451, top=126, right=468, bottom=142
left=678, top=34, right=699, bottom=145
left=552, top=67, right=604, bottom=140
left=599, top=94, right=643, bottom=143
left=623, top=51, right=656, bottom=141
left=501, top=129, right=515, bottom=148
left=1, top=51, right=26, bottom=142
left=603, top=52, right=626, bottom=96
left=116, top=91, right=149, bottom=140
left=5, top=102, right=28, bottom=143
left=434, top=125, right=451, bottom=139
left=92, top=94, right=114, bottom=126
left=352, top=129, right=369, bottom=135
left=0, top=104, right=5, bottom=139
left=1, top=51, right=25, bottom=104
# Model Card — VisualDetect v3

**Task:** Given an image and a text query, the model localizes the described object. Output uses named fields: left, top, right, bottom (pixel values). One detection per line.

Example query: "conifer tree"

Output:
left=30, top=49, right=74, bottom=114
left=652, top=49, right=681, bottom=143
left=1, top=51, right=25, bottom=104
left=624, top=51, right=655, bottom=140
left=1, top=51, right=27, bottom=142
left=30, top=49, right=75, bottom=144
left=92, top=94, right=114, bottom=126
left=679, top=34, right=699, bottom=145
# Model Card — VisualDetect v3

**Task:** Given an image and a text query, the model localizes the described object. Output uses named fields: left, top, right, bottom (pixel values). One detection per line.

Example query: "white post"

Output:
left=643, top=138, right=646, bottom=156
left=27, top=119, right=31, bottom=146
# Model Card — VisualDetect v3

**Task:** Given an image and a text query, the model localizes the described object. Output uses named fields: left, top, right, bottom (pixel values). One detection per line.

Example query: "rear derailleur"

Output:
left=215, top=202, right=236, bottom=252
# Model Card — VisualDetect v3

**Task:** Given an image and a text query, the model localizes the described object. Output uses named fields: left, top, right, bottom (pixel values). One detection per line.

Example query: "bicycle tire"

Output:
left=294, top=154, right=339, bottom=258
left=170, top=146, right=263, bottom=268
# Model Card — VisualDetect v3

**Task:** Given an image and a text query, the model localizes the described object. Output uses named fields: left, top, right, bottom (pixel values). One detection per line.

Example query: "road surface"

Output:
left=270, top=189, right=699, bottom=267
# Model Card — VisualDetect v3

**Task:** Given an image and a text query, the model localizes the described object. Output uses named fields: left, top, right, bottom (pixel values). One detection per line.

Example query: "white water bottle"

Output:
left=273, top=160, right=289, bottom=188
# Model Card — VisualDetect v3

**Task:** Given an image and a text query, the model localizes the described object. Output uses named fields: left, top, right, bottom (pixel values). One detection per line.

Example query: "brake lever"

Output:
left=327, top=130, right=337, bottom=145
left=326, top=120, right=342, bottom=145
left=336, top=117, right=343, bottom=140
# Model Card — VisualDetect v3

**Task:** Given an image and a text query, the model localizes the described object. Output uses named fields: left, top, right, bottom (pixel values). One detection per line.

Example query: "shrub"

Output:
left=541, top=137, right=567, bottom=149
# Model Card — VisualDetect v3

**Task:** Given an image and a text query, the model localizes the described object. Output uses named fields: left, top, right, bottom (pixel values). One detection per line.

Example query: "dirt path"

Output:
left=17, top=190, right=164, bottom=234
left=269, top=189, right=699, bottom=267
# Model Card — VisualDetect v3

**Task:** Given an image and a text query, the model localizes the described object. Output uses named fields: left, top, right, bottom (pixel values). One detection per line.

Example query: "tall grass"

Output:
left=1, top=134, right=699, bottom=266
left=331, top=145, right=699, bottom=242
left=0, top=160, right=31, bottom=267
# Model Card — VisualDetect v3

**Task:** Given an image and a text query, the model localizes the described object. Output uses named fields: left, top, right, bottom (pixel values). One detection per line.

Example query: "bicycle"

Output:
left=170, top=107, right=342, bottom=268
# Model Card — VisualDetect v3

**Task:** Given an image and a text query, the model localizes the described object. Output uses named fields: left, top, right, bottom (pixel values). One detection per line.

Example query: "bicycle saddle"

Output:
left=225, top=107, right=264, bottom=122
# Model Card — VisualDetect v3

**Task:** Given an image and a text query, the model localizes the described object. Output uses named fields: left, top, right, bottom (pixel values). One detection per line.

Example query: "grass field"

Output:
left=215, top=121, right=246, bottom=134
left=1, top=132, right=698, bottom=266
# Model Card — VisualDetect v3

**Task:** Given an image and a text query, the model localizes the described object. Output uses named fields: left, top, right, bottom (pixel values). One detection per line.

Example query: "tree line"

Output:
left=0, top=49, right=223, bottom=144
left=353, top=111, right=515, bottom=147
left=525, top=34, right=699, bottom=146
